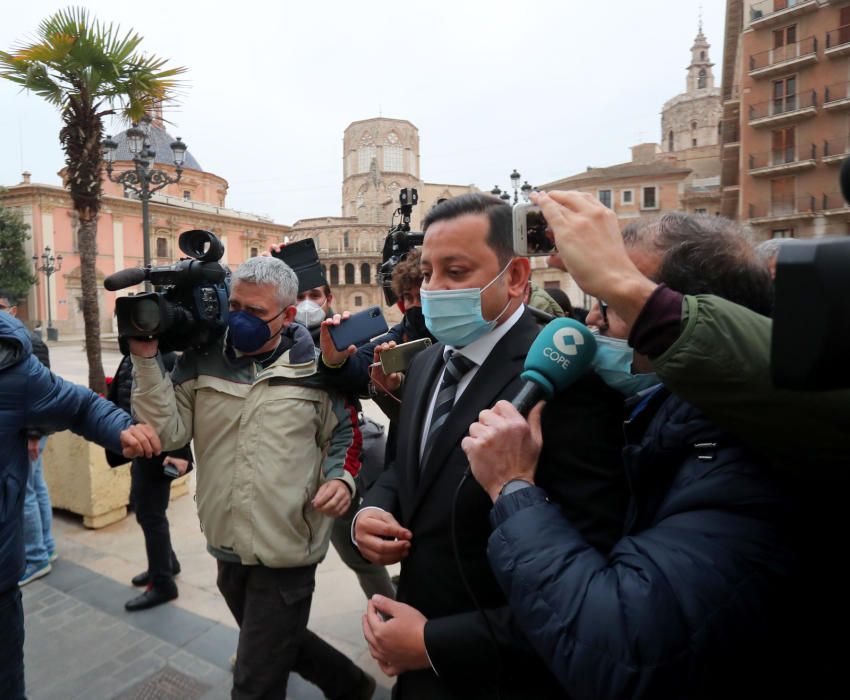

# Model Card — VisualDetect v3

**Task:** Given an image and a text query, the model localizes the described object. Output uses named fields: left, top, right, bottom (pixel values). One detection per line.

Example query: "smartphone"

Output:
left=513, top=203, right=556, bottom=257
left=328, top=307, right=389, bottom=351
left=380, top=338, right=433, bottom=374
left=271, top=238, right=327, bottom=293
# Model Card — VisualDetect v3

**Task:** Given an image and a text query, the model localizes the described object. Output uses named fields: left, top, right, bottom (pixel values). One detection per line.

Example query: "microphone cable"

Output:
left=451, top=467, right=503, bottom=700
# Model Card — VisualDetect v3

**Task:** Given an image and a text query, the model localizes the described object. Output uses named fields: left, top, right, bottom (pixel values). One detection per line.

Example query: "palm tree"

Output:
left=0, top=7, right=186, bottom=392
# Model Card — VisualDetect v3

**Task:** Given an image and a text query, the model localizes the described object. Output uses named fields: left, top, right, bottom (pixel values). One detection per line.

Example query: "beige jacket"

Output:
left=131, top=329, right=358, bottom=568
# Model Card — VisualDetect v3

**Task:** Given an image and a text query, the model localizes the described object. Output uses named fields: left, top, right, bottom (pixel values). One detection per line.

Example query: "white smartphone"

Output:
left=512, top=203, right=556, bottom=257
left=380, top=338, right=432, bottom=374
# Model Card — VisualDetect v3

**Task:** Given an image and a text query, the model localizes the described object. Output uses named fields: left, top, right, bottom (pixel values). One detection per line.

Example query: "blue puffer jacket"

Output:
left=0, top=314, right=133, bottom=593
left=487, top=389, right=795, bottom=700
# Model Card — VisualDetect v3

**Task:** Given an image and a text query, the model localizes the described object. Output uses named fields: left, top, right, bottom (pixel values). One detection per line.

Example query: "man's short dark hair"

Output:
left=422, top=193, right=514, bottom=266
left=391, top=248, right=424, bottom=299
left=625, top=213, right=773, bottom=316
left=0, top=290, right=17, bottom=306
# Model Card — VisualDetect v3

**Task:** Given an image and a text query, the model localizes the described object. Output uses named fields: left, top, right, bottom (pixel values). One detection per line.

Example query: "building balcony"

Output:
left=748, top=90, right=817, bottom=128
left=749, top=36, right=818, bottom=79
left=748, top=145, right=817, bottom=177
left=721, top=119, right=740, bottom=146
left=748, top=195, right=819, bottom=223
left=823, top=192, right=850, bottom=216
left=749, top=0, right=818, bottom=30
left=825, top=25, right=850, bottom=57
left=824, top=81, right=850, bottom=111
left=823, top=137, right=850, bottom=164
left=723, top=85, right=740, bottom=104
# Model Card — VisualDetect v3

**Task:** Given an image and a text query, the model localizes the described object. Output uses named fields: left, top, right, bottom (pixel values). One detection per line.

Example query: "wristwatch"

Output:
left=498, top=479, right=534, bottom=498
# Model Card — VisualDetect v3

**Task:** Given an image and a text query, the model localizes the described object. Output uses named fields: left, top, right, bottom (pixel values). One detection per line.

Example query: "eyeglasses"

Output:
left=597, top=298, right=609, bottom=327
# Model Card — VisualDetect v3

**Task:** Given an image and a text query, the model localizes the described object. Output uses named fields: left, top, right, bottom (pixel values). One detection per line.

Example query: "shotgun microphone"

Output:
left=511, top=318, right=597, bottom=416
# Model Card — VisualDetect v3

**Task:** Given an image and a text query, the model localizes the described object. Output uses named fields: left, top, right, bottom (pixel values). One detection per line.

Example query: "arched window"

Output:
left=668, top=130, right=674, bottom=152
left=354, top=295, right=363, bottom=307
left=698, top=69, right=707, bottom=89
left=156, top=237, right=168, bottom=258
left=330, top=264, right=339, bottom=286
left=360, top=263, right=371, bottom=285
left=345, top=263, right=355, bottom=285
left=343, top=231, right=350, bottom=250
left=249, top=247, right=258, bottom=258
left=700, top=51, right=705, bottom=60
left=384, top=133, right=404, bottom=172
left=691, top=121, right=698, bottom=131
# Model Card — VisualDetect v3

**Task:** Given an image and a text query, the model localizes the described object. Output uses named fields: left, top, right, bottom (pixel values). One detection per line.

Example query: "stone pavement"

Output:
left=21, top=341, right=397, bottom=699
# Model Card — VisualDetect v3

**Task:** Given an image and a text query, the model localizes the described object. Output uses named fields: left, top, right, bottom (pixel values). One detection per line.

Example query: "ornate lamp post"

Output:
left=492, top=171, right=534, bottom=205
left=102, top=117, right=188, bottom=291
left=32, top=246, right=63, bottom=341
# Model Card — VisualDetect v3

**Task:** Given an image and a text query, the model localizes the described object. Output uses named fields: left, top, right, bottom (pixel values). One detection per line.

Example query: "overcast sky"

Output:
left=0, top=0, right=725, bottom=225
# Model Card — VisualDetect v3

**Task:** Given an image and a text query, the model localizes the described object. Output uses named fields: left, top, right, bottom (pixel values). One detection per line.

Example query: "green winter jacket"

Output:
left=651, top=294, right=850, bottom=476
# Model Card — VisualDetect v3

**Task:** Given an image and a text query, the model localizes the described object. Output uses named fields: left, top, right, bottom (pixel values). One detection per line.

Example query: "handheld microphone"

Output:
left=511, top=318, right=597, bottom=416
left=104, top=268, right=147, bottom=292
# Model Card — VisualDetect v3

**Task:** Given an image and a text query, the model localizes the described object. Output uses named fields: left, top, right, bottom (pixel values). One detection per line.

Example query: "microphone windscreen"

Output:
left=104, top=268, right=147, bottom=292
left=521, top=318, right=597, bottom=398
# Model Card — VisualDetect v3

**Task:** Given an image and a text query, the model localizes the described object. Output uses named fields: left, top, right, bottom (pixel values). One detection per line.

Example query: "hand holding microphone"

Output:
left=462, top=318, right=596, bottom=502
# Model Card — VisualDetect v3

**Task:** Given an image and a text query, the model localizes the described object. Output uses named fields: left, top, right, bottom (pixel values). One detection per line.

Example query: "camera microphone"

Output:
left=104, top=268, right=147, bottom=292
left=511, top=318, right=597, bottom=416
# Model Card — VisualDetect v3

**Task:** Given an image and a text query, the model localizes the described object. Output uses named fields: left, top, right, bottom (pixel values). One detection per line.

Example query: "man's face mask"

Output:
left=592, top=334, right=660, bottom=396
left=227, top=308, right=286, bottom=354
left=420, top=262, right=512, bottom=348
left=295, top=300, right=325, bottom=329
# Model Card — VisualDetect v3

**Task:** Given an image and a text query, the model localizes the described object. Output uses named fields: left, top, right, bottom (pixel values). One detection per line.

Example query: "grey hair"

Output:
left=231, top=256, right=298, bottom=308
left=622, top=212, right=773, bottom=316
left=755, top=237, right=801, bottom=263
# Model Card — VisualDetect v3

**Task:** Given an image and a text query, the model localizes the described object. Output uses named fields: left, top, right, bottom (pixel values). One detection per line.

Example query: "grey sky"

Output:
left=0, top=0, right=724, bottom=225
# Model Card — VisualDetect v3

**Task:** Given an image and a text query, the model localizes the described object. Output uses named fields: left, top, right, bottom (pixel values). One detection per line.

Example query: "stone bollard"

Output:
left=42, top=431, right=189, bottom=529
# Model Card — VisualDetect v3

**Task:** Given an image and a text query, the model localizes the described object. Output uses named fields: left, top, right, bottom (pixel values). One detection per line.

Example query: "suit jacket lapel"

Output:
left=411, top=312, right=538, bottom=519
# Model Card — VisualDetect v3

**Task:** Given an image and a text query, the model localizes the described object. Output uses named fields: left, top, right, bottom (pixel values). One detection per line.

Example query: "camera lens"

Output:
left=131, top=298, right=161, bottom=333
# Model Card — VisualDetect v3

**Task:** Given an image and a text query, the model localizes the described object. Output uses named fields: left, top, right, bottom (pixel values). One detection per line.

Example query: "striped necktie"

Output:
left=422, top=351, right=476, bottom=461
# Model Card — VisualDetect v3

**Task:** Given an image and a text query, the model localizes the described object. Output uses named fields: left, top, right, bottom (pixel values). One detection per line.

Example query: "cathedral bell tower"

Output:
left=687, top=20, right=715, bottom=93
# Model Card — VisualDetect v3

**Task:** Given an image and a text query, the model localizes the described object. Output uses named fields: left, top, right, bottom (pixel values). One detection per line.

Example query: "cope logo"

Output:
left=544, top=327, right=585, bottom=369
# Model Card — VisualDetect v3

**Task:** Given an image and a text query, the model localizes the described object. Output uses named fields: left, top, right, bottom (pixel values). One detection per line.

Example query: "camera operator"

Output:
left=128, top=256, right=375, bottom=700
left=1, top=312, right=160, bottom=700
left=464, top=208, right=800, bottom=699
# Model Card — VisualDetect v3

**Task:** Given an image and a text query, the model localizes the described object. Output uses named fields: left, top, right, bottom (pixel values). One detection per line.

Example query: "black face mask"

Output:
left=404, top=306, right=435, bottom=342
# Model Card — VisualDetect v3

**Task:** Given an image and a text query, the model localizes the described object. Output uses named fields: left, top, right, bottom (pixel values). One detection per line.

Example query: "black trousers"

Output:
left=216, top=560, right=363, bottom=700
left=130, top=459, right=177, bottom=588
left=0, top=586, right=25, bottom=700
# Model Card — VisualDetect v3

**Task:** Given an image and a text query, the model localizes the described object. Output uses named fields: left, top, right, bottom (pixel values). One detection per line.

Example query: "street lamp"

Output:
left=102, top=117, right=189, bottom=291
left=32, top=246, right=63, bottom=342
left=493, top=171, right=534, bottom=205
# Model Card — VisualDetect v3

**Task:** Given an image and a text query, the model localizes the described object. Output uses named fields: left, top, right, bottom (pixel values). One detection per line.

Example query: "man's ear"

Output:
left=283, top=305, right=298, bottom=325
left=506, top=257, right=531, bottom=300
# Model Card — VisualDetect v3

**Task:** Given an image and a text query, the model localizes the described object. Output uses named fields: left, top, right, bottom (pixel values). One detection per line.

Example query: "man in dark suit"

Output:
left=353, top=194, right=566, bottom=699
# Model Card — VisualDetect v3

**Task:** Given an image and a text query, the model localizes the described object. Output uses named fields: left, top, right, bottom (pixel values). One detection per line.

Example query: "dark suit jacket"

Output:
left=362, top=309, right=565, bottom=700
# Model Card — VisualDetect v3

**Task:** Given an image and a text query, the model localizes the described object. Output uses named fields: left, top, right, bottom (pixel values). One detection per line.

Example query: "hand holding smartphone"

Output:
left=327, top=306, right=389, bottom=352
left=513, top=203, right=556, bottom=257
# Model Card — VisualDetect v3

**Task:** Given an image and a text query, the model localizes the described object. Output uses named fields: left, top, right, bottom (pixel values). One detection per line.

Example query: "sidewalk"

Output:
left=22, top=341, right=396, bottom=699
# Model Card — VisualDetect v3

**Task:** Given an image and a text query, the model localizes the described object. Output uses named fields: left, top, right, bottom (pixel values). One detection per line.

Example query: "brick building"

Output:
left=720, top=0, right=850, bottom=239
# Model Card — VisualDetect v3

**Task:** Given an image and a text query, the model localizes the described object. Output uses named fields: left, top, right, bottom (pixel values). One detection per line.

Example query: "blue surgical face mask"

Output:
left=592, top=334, right=660, bottom=396
left=227, top=308, right=286, bottom=354
left=420, top=262, right=512, bottom=347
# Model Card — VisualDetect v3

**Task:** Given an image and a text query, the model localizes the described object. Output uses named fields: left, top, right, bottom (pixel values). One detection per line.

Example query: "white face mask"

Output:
left=295, top=300, right=325, bottom=329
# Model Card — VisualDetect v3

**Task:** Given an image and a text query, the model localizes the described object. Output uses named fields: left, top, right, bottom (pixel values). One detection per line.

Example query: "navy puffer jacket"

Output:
left=0, top=314, right=133, bottom=593
left=487, top=390, right=796, bottom=700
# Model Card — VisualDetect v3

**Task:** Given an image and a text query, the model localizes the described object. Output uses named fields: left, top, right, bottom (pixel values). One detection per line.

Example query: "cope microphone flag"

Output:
left=511, top=318, right=597, bottom=416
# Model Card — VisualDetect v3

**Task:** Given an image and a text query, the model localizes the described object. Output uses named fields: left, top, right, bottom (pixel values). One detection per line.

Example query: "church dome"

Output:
left=110, top=121, right=202, bottom=172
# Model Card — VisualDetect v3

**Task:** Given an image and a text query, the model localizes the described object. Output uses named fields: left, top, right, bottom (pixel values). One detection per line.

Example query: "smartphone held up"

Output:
left=512, top=203, right=556, bottom=257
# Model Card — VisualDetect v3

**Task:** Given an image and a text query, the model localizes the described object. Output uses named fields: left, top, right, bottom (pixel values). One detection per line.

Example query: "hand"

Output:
left=462, top=401, right=544, bottom=503
left=319, top=313, right=357, bottom=367
left=362, top=596, right=429, bottom=676
left=120, top=424, right=162, bottom=459
left=127, top=337, right=159, bottom=359
left=369, top=342, right=403, bottom=394
left=353, top=509, right=412, bottom=565
left=27, top=437, right=41, bottom=462
left=312, top=479, right=351, bottom=517
left=530, top=190, right=657, bottom=326
left=162, top=456, right=189, bottom=476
